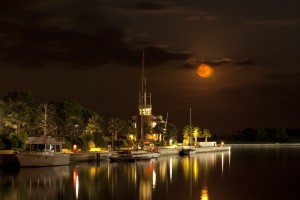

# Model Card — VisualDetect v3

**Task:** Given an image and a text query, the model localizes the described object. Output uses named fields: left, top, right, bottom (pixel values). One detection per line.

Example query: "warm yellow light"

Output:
left=89, top=166, right=96, bottom=178
left=201, top=187, right=209, bottom=200
left=73, top=144, right=77, bottom=153
left=89, top=147, right=101, bottom=152
left=197, top=64, right=213, bottom=78
left=129, top=134, right=134, bottom=140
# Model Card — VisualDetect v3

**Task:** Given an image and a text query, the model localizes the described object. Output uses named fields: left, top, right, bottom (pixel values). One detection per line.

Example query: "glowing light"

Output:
left=90, top=166, right=96, bottom=178
left=196, top=64, right=214, bottom=78
left=152, top=169, right=156, bottom=189
left=129, top=134, right=134, bottom=140
left=222, top=152, right=224, bottom=176
left=193, top=157, right=199, bottom=183
left=201, top=187, right=209, bottom=200
left=170, top=158, right=173, bottom=183
left=73, top=144, right=77, bottom=153
left=73, top=168, right=79, bottom=199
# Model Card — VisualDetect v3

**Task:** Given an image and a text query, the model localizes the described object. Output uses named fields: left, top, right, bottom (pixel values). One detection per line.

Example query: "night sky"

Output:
left=1, top=0, right=300, bottom=135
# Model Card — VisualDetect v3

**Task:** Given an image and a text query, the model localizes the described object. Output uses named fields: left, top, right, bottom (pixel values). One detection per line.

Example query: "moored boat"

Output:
left=130, top=150, right=161, bottom=159
left=16, top=136, right=70, bottom=167
left=109, top=150, right=151, bottom=162
left=179, top=148, right=196, bottom=156
left=109, top=151, right=135, bottom=162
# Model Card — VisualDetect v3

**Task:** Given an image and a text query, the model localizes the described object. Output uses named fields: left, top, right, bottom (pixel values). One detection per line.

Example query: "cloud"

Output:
left=266, top=72, right=300, bottom=80
left=108, top=0, right=217, bottom=22
left=247, top=19, right=300, bottom=26
left=182, top=57, right=255, bottom=69
left=114, top=1, right=172, bottom=12
left=0, top=0, right=191, bottom=69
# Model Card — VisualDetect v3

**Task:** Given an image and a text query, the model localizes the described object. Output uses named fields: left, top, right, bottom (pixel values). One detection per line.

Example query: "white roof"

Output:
left=27, top=136, right=64, bottom=145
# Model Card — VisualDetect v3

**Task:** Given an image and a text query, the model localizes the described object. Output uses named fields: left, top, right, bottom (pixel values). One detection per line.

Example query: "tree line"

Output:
left=218, top=128, right=300, bottom=143
left=0, top=90, right=182, bottom=151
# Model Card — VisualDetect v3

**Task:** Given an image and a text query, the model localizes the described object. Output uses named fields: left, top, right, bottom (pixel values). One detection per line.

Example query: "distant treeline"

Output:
left=216, top=128, right=300, bottom=143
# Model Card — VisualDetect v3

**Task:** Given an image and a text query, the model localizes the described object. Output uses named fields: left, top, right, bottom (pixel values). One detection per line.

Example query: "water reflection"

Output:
left=0, top=166, right=70, bottom=200
left=0, top=151, right=231, bottom=200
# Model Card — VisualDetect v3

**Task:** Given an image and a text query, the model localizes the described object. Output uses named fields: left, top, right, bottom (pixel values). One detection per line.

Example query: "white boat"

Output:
left=130, top=150, right=161, bottom=159
left=109, top=154, right=135, bottom=162
left=179, top=148, right=196, bottom=156
left=16, top=136, right=70, bottom=167
left=15, top=105, right=70, bottom=167
left=109, top=151, right=138, bottom=162
left=109, top=150, right=153, bottom=162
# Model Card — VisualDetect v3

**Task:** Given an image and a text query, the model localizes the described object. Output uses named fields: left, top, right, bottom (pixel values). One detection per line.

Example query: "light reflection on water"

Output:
left=0, top=151, right=231, bottom=200
left=5, top=147, right=300, bottom=200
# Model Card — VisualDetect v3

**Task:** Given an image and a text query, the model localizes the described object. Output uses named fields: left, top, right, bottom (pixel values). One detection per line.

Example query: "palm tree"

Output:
left=122, top=120, right=135, bottom=141
left=107, top=118, right=124, bottom=150
left=183, top=125, right=193, bottom=145
left=153, top=122, right=165, bottom=142
left=84, top=115, right=104, bottom=144
left=193, top=127, right=202, bottom=143
left=202, top=129, right=212, bottom=142
left=165, top=123, right=178, bottom=142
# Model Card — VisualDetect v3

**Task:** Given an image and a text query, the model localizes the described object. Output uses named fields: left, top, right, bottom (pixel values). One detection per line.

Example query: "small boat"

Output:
left=179, top=148, right=196, bottom=156
left=130, top=150, right=161, bottom=159
left=109, top=151, right=135, bottom=162
left=109, top=151, right=151, bottom=162
left=109, top=155, right=135, bottom=162
left=16, top=136, right=70, bottom=167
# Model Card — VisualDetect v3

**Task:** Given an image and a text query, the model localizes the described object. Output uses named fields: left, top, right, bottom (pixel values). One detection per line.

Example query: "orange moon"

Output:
left=196, top=64, right=213, bottom=78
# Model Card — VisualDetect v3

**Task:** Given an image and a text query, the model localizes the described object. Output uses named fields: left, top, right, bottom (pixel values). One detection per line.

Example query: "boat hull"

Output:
left=179, top=149, right=196, bottom=156
left=16, top=153, right=70, bottom=167
left=109, top=156, right=135, bottom=162
left=130, top=150, right=161, bottom=159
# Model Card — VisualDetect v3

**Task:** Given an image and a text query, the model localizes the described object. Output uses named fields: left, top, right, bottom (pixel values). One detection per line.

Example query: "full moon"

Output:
left=196, top=64, right=213, bottom=78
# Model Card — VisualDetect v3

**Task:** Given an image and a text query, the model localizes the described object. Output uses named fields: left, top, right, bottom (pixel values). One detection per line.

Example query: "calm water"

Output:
left=1, top=146, right=300, bottom=200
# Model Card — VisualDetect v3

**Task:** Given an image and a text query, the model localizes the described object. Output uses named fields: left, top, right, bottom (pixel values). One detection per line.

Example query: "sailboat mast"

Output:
left=44, top=104, right=47, bottom=136
left=189, top=107, right=192, bottom=145
left=140, top=51, right=145, bottom=144
left=141, top=51, right=145, bottom=105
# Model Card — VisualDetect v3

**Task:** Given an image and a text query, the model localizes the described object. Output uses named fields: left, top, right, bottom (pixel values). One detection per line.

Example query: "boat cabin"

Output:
left=25, top=136, right=64, bottom=154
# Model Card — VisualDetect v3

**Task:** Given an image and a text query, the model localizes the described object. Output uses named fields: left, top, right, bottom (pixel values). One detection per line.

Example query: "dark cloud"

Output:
left=266, top=72, right=300, bottom=80
left=247, top=19, right=300, bottom=26
left=118, top=1, right=171, bottom=12
left=182, top=57, right=255, bottom=69
left=0, top=0, right=191, bottom=70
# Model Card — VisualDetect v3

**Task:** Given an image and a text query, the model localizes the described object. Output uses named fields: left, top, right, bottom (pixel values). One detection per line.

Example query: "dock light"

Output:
left=73, top=144, right=77, bottom=153
left=129, top=134, right=134, bottom=140
left=169, top=139, right=173, bottom=146
left=221, top=142, right=224, bottom=147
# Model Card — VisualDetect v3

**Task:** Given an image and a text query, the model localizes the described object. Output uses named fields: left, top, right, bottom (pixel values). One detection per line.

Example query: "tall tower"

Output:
left=138, top=52, right=152, bottom=144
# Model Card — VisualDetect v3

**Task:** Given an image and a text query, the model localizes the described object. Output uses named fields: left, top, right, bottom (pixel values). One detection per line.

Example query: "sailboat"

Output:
left=16, top=105, right=70, bottom=167
left=179, top=108, right=196, bottom=156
